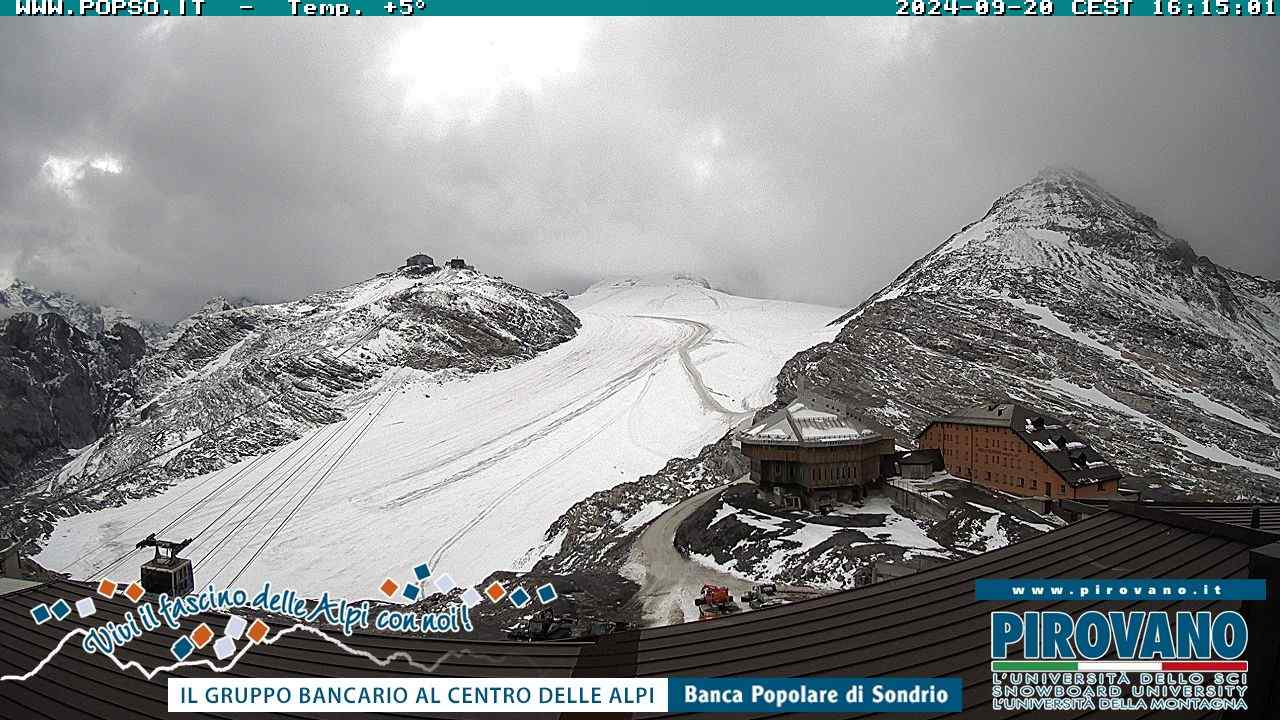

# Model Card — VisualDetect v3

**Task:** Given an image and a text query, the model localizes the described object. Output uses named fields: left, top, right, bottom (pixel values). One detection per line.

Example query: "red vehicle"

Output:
left=694, top=584, right=741, bottom=619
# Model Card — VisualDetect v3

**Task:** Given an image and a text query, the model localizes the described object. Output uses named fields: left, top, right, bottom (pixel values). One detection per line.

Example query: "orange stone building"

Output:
left=917, top=402, right=1123, bottom=499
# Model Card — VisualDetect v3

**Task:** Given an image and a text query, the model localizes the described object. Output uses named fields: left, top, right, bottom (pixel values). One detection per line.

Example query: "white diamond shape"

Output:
left=433, top=573, right=457, bottom=594
left=75, top=597, right=96, bottom=618
left=224, top=615, right=247, bottom=640
left=214, top=636, right=236, bottom=660
left=460, top=587, right=482, bottom=608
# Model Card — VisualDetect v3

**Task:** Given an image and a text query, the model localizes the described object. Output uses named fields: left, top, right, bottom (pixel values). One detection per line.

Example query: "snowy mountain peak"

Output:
left=799, top=171, right=1280, bottom=503
left=986, top=167, right=1162, bottom=244
left=0, top=277, right=168, bottom=343
left=848, top=170, right=1224, bottom=320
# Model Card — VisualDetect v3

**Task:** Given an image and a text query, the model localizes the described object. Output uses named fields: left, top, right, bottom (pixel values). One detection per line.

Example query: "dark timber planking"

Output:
left=1, top=504, right=1275, bottom=719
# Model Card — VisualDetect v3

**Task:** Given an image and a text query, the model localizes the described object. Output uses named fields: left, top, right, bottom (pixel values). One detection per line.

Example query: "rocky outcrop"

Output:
left=674, top=478, right=1056, bottom=589
left=0, top=313, right=145, bottom=489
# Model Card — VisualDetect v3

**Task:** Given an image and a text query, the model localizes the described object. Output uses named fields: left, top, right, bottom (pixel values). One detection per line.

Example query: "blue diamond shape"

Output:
left=509, top=587, right=531, bottom=609
left=30, top=604, right=51, bottom=625
left=536, top=583, right=558, bottom=605
left=49, top=599, right=71, bottom=621
left=402, top=583, right=420, bottom=601
left=413, top=563, right=431, bottom=581
left=171, top=636, right=195, bottom=661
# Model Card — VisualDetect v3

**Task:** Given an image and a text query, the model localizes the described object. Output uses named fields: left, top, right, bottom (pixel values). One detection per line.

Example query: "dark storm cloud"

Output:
left=0, top=19, right=1277, bottom=321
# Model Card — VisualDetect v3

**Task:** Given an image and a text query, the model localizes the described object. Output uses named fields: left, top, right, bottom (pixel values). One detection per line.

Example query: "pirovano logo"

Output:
left=980, top=579, right=1259, bottom=713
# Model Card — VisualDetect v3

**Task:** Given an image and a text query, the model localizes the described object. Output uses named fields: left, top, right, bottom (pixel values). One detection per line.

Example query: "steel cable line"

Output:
left=4, top=269, right=428, bottom=581
left=188, top=369, right=404, bottom=576
left=3, top=303, right=402, bottom=536
left=15, top=275, right=430, bottom=593
left=190, top=423, right=349, bottom=572
left=216, top=374, right=405, bottom=586
left=86, top=427, right=341, bottom=582
left=89, top=403, right=365, bottom=581
left=170, top=276, right=422, bottom=567
left=185, top=424, right=349, bottom=568
left=221, top=373, right=406, bottom=588
left=59, top=452, right=274, bottom=576
left=50, top=331, right=383, bottom=577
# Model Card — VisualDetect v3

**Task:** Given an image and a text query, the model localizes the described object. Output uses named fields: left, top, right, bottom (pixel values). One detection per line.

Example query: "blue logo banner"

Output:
left=668, top=677, right=962, bottom=713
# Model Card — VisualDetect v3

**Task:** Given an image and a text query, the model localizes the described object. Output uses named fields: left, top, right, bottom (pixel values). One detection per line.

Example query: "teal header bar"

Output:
left=6, top=0, right=1279, bottom=16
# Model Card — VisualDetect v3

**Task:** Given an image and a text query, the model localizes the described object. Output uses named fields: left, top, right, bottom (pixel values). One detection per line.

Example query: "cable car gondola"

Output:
left=136, top=533, right=195, bottom=596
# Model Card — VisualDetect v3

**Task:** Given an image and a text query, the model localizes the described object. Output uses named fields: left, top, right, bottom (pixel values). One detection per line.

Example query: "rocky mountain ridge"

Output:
left=0, top=278, right=169, bottom=344
left=5, top=265, right=580, bottom=549
left=0, top=313, right=145, bottom=491
left=794, top=168, right=1280, bottom=499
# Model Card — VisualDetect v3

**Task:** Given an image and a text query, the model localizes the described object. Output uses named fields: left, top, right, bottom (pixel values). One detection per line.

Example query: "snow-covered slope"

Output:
left=789, top=168, right=1280, bottom=500
left=34, top=273, right=841, bottom=596
left=0, top=278, right=169, bottom=344
left=16, top=265, right=577, bottom=551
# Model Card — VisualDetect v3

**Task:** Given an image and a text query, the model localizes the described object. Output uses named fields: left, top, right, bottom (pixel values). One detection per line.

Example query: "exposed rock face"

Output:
left=0, top=314, right=145, bottom=489
left=787, top=168, right=1280, bottom=500
left=5, top=266, right=580, bottom=548
left=674, top=478, right=1056, bottom=589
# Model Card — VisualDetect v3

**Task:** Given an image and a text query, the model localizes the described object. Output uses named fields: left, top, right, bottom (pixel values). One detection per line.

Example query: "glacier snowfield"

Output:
left=36, top=277, right=842, bottom=598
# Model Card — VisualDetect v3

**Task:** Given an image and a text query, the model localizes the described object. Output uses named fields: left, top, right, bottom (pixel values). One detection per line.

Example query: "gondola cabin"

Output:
left=136, top=534, right=195, bottom=596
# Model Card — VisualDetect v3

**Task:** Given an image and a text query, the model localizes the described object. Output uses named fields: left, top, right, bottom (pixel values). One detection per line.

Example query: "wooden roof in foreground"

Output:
left=2, top=502, right=1276, bottom=719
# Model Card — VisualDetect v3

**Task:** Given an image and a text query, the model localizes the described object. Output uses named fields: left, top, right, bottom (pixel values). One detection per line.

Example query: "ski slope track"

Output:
left=35, top=274, right=841, bottom=597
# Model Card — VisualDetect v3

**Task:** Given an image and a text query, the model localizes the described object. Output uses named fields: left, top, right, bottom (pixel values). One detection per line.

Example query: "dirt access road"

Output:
left=628, top=481, right=756, bottom=627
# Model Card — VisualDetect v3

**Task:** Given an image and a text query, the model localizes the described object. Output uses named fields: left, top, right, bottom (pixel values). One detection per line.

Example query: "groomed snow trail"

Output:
left=37, top=276, right=842, bottom=597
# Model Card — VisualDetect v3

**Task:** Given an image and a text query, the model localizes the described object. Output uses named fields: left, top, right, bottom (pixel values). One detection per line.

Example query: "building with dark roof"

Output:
left=736, top=390, right=895, bottom=510
left=895, top=448, right=945, bottom=479
left=918, top=402, right=1123, bottom=499
left=2, top=501, right=1278, bottom=718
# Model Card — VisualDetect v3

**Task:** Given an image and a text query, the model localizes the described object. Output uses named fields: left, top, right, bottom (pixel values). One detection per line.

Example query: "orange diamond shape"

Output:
left=97, top=579, right=118, bottom=599
left=484, top=581, right=506, bottom=603
left=124, top=582, right=145, bottom=603
left=191, top=623, right=215, bottom=649
left=379, top=578, right=398, bottom=598
left=246, top=619, right=269, bottom=644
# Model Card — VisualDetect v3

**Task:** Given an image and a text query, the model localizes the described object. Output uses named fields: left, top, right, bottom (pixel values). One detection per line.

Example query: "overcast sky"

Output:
left=1, top=19, right=1277, bottom=322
